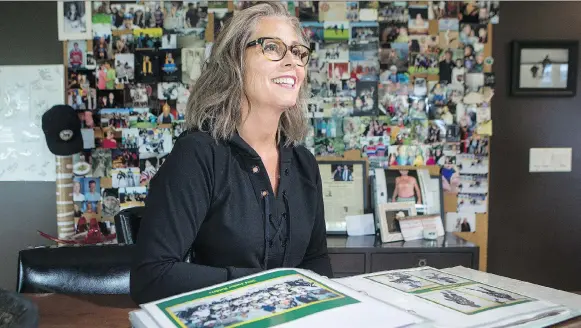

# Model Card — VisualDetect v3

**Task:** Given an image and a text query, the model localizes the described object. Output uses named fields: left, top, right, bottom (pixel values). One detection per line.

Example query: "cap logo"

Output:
left=59, top=129, right=74, bottom=141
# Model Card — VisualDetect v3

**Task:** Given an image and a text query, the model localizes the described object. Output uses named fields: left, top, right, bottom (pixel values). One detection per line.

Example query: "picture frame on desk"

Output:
left=378, top=202, right=417, bottom=243
left=510, top=40, right=579, bottom=97
left=317, top=160, right=367, bottom=235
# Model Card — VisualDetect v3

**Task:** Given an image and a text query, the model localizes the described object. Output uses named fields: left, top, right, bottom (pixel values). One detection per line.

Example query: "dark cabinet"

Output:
left=327, top=233, right=479, bottom=278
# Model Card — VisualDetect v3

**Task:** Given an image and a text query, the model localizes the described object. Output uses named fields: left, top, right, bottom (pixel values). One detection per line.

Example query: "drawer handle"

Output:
left=417, top=258, right=427, bottom=267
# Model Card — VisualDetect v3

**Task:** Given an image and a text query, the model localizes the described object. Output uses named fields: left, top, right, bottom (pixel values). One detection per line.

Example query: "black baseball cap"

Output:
left=41, top=105, right=83, bottom=156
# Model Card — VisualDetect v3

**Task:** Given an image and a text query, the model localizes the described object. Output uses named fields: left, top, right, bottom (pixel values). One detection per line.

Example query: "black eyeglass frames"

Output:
left=246, top=37, right=311, bottom=67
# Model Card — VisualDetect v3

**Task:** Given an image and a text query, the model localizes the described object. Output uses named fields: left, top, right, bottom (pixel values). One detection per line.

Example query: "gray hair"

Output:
left=185, top=2, right=310, bottom=146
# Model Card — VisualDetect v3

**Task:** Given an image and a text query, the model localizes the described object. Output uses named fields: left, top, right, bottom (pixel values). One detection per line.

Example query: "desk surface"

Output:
left=26, top=293, right=581, bottom=328
left=327, top=232, right=477, bottom=249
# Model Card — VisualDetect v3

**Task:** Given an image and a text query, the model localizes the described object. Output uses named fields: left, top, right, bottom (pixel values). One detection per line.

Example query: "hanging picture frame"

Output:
left=317, top=160, right=368, bottom=235
left=510, top=40, right=578, bottom=97
left=57, top=1, right=92, bottom=41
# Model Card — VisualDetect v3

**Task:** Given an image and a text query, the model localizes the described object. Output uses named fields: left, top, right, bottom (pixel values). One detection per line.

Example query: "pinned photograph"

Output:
left=90, top=148, right=112, bottom=177
left=96, top=90, right=124, bottom=109
left=298, top=1, right=319, bottom=21
left=378, top=2, right=408, bottom=24
left=177, top=28, right=206, bottom=48
left=446, top=212, right=476, bottom=233
left=138, top=128, right=173, bottom=159
left=161, top=34, right=177, bottom=49
left=407, top=5, right=429, bottom=35
left=157, top=100, right=178, bottom=124
left=58, top=1, right=92, bottom=40
left=81, top=128, right=95, bottom=149
left=112, top=149, right=139, bottom=169
left=121, top=128, right=140, bottom=149
left=182, top=47, right=205, bottom=84
left=129, top=108, right=157, bottom=128
left=457, top=193, right=487, bottom=213
left=83, top=178, right=101, bottom=202
left=408, top=53, right=439, bottom=75
left=67, top=89, right=88, bottom=111
left=430, top=1, right=459, bottom=20
left=113, top=33, right=134, bottom=54
left=139, top=157, right=158, bottom=186
left=183, top=1, right=208, bottom=29
left=379, top=24, right=409, bottom=45
left=135, top=50, right=161, bottom=83
left=349, top=42, right=378, bottom=62
left=160, top=49, right=182, bottom=82
left=112, top=168, right=141, bottom=188
left=142, top=2, right=164, bottom=28
left=213, top=11, right=233, bottom=39
left=96, top=127, right=122, bottom=149
left=73, top=177, right=87, bottom=202
left=358, top=1, right=379, bottom=21
left=319, top=42, right=349, bottom=62
left=350, top=22, right=379, bottom=45
left=101, top=188, right=121, bottom=218
left=380, top=43, right=409, bottom=72
left=67, top=40, right=88, bottom=69
left=323, top=22, right=350, bottom=41
left=158, top=82, right=180, bottom=100
left=352, top=60, right=380, bottom=81
left=85, top=52, right=96, bottom=69
left=126, top=83, right=158, bottom=108
left=458, top=174, right=488, bottom=194
left=93, top=35, right=113, bottom=63
left=115, top=53, right=135, bottom=84
left=119, top=186, right=147, bottom=209
left=134, top=28, right=163, bottom=49
left=353, top=81, right=378, bottom=115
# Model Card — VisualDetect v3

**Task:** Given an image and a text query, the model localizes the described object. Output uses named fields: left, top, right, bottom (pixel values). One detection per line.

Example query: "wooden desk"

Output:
left=25, top=293, right=581, bottom=328
left=26, top=294, right=136, bottom=328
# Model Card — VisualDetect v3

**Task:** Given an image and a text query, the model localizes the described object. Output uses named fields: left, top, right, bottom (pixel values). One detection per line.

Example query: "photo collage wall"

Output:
left=59, top=0, right=498, bottom=239
left=298, top=1, right=497, bottom=233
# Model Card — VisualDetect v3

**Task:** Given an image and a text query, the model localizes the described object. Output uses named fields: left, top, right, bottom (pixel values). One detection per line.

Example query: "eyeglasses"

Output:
left=246, top=37, right=311, bottom=67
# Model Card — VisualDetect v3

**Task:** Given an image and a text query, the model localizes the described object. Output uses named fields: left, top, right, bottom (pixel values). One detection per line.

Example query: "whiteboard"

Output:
left=0, top=65, right=65, bottom=181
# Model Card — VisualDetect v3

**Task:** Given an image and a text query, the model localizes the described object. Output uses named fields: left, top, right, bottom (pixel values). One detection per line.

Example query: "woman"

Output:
left=130, top=2, right=332, bottom=304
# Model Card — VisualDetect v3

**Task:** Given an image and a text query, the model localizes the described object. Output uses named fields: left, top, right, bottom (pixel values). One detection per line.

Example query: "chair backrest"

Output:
left=113, top=206, right=194, bottom=262
left=0, top=288, right=39, bottom=327
left=114, top=206, right=145, bottom=244
left=17, top=244, right=134, bottom=295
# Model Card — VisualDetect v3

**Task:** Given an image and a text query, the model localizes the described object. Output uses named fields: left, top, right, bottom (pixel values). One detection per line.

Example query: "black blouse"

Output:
left=130, top=130, right=332, bottom=304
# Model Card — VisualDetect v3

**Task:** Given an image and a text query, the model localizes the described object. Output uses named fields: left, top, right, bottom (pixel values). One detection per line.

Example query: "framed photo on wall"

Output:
left=510, top=40, right=578, bottom=97
left=57, top=1, right=92, bottom=41
left=318, top=160, right=367, bottom=235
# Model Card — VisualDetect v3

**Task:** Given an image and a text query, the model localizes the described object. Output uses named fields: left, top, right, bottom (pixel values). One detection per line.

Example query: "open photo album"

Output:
left=130, top=267, right=580, bottom=328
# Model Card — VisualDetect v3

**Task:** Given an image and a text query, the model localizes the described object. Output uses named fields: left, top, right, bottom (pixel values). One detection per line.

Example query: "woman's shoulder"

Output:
left=169, top=129, right=229, bottom=163
left=290, top=144, right=319, bottom=186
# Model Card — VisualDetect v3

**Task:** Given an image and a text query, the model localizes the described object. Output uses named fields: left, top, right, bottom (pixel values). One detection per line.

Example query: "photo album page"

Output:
left=135, top=268, right=427, bottom=328
left=334, top=267, right=580, bottom=328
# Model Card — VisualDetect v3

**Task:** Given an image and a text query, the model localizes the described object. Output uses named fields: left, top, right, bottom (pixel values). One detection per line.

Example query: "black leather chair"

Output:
left=17, top=244, right=134, bottom=295
left=114, top=206, right=146, bottom=244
